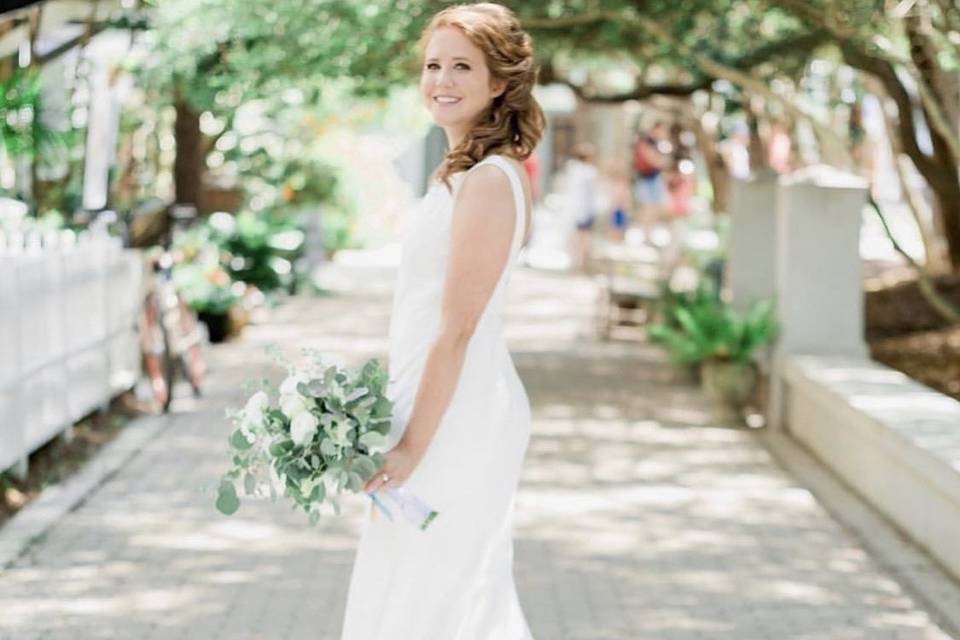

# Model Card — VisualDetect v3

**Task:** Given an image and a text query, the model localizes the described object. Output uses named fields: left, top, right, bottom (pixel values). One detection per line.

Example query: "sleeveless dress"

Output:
left=339, top=155, right=535, bottom=640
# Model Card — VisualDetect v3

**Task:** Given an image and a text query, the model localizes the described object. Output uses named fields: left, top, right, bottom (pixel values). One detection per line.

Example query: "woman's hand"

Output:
left=363, top=440, right=422, bottom=494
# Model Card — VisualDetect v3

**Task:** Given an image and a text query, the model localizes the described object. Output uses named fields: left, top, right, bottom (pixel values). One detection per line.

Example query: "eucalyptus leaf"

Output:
left=302, top=379, right=328, bottom=398
left=352, top=455, right=377, bottom=478
left=358, top=430, right=386, bottom=449
left=344, top=387, right=369, bottom=403
left=323, top=366, right=338, bottom=386
left=269, top=439, right=294, bottom=456
left=320, top=438, right=338, bottom=457
left=229, top=429, right=254, bottom=451
left=372, top=397, right=392, bottom=416
left=216, top=481, right=240, bottom=515
left=346, top=471, right=363, bottom=492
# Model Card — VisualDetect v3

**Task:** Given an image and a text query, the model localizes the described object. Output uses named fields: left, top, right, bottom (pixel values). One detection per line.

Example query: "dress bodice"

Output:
left=387, top=154, right=527, bottom=389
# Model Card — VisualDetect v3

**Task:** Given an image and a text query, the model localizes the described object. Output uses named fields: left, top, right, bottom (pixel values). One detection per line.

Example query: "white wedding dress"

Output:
left=339, top=155, right=535, bottom=640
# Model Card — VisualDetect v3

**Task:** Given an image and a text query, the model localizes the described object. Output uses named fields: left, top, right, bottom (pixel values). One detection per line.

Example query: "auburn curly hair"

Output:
left=419, top=3, right=546, bottom=189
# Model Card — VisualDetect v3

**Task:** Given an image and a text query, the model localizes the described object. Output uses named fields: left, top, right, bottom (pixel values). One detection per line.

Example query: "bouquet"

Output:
left=215, top=351, right=438, bottom=530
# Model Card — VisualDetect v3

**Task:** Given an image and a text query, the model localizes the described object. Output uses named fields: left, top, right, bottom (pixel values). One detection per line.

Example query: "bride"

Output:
left=339, top=3, right=544, bottom=638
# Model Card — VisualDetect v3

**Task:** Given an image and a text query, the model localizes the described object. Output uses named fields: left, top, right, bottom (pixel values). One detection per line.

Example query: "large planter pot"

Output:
left=667, top=362, right=701, bottom=385
left=700, top=359, right=758, bottom=424
left=198, top=311, right=231, bottom=343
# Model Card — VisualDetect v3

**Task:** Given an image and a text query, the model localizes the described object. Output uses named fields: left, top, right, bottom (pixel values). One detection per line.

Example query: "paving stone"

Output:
left=0, top=264, right=955, bottom=639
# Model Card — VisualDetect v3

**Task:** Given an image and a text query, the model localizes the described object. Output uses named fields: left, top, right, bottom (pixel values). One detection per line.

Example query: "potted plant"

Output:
left=648, top=293, right=778, bottom=423
left=173, top=262, right=242, bottom=343
left=649, top=280, right=722, bottom=384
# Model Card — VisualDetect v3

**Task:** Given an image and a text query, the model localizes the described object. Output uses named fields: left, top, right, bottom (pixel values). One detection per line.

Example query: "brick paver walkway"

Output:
left=0, top=261, right=954, bottom=640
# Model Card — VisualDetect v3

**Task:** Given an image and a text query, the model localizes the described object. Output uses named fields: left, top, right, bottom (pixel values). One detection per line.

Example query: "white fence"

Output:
left=0, top=233, right=143, bottom=479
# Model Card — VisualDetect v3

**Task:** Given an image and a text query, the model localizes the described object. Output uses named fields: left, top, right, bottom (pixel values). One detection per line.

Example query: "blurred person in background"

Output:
left=632, top=120, right=670, bottom=244
left=606, top=163, right=632, bottom=243
left=565, top=142, right=600, bottom=271
left=767, top=118, right=793, bottom=174
left=522, top=152, right=540, bottom=204
left=666, top=156, right=695, bottom=220
left=720, top=121, right=751, bottom=180
left=665, top=123, right=695, bottom=220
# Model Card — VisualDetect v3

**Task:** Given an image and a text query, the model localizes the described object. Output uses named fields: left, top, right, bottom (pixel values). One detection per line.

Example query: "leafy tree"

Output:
left=133, top=0, right=445, bottom=207
left=127, top=0, right=960, bottom=270
left=518, top=1, right=960, bottom=270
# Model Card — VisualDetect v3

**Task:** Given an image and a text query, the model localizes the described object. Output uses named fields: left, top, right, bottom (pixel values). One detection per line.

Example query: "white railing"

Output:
left=0, top=232, right=143, bottom=479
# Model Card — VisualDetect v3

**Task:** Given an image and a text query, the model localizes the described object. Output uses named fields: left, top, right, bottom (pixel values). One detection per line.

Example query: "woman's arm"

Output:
left=400, top=164, right=517, bottom=459
left=363, top=165, right=517, bottom=492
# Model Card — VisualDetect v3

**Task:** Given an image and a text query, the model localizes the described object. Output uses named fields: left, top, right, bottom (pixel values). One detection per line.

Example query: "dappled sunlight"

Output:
left=794, top=359, right=960, bottom=469
left=2, top=588, right=202, bottom=625
left=849, top=392, right=960, bottom=414
left=1, top=265, right=950, bottom=639
left=817, top=365, right=910, bottom=385
left=655, top=404, right=716, bottom=425
left=506, top=268, right=948, bottom=637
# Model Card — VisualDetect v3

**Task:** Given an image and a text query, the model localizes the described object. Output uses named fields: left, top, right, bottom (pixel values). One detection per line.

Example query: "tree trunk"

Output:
left=687, top=106, right=729, bottom=214
left=873, top=80, right=945, bottom=272
left=924, top=164, right=960, bottom=270
left=843, top=45, right=960, bottom=270
left=173, top=93, right=203, bottom=207
left=745, top=100, right=767, bottom=173
left=906, top=15, right=960, bottom=270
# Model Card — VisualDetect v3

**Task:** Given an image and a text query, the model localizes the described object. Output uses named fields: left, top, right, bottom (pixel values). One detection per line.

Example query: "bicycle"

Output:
left=138, top=205, right=206, bottom=412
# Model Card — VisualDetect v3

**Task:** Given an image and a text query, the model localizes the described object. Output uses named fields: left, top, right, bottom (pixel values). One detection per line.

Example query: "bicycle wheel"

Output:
left=159, top=318, right=177, bottom=413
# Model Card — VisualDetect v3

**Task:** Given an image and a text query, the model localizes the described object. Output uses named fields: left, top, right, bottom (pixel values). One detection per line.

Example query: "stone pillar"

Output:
left=727, top=170, right=778, bottom=315
left=768, top=166, right=869, bottom=429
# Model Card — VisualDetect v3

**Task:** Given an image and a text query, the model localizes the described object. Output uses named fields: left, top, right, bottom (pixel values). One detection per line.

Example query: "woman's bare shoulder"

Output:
left=457, top=163, right=513, bottom=203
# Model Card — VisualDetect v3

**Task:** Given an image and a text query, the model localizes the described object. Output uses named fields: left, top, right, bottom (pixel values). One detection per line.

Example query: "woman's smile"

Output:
left=420, top=26, right=504, bottom=149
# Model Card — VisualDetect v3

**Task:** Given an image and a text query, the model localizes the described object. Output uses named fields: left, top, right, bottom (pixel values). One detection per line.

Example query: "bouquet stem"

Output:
left=368, top=487, right=439, bottom=530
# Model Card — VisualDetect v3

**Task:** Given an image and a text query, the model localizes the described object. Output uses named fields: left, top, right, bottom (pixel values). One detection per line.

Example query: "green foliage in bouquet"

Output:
left=216, top=355, right=394, bottom=526
left=648, top=288, right=779, bottom=366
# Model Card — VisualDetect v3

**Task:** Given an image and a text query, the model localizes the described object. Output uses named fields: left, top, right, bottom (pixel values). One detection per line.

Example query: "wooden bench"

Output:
left=591, top=243, right=667, bottom=339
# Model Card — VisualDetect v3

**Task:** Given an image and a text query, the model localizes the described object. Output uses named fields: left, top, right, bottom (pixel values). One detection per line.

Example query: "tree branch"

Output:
left=631, top=14, right=853, bottom=166
left=523, top=8, right=850, bottom=163
left=841, top=44, right=939, bottom=179
left=904, top=13, right=960, bottom=164
left=556, top=75, right=711, bottom=103
left=533, top=15, right=829, bottom=108
left=867, top=193, right=960, bottom=322
left=774, top=0, right=960, bottom=168
left=521, top=11, right=619, bottom=30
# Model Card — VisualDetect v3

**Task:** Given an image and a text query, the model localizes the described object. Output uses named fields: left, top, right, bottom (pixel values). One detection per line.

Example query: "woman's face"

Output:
left=420, top=26, right=505, bottom=142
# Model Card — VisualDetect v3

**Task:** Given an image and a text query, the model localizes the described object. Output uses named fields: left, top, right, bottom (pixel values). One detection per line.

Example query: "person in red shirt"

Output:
left=522, top=153, right=540, bottom=204
left=632, top=121, right=670, bottom=244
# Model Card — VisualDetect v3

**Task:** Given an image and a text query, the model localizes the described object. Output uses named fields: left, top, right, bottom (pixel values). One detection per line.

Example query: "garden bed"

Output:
left=865, top=268, right=960, bottom=402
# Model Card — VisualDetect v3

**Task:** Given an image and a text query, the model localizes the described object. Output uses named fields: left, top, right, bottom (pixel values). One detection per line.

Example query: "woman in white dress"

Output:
left=339, top=3, right=545, bottom=639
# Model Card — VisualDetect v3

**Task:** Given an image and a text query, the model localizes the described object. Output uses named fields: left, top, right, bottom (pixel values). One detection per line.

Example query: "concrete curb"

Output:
left=0, top=413, right=172, bottom=573
left=757, top=427, right=960, bottom=638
